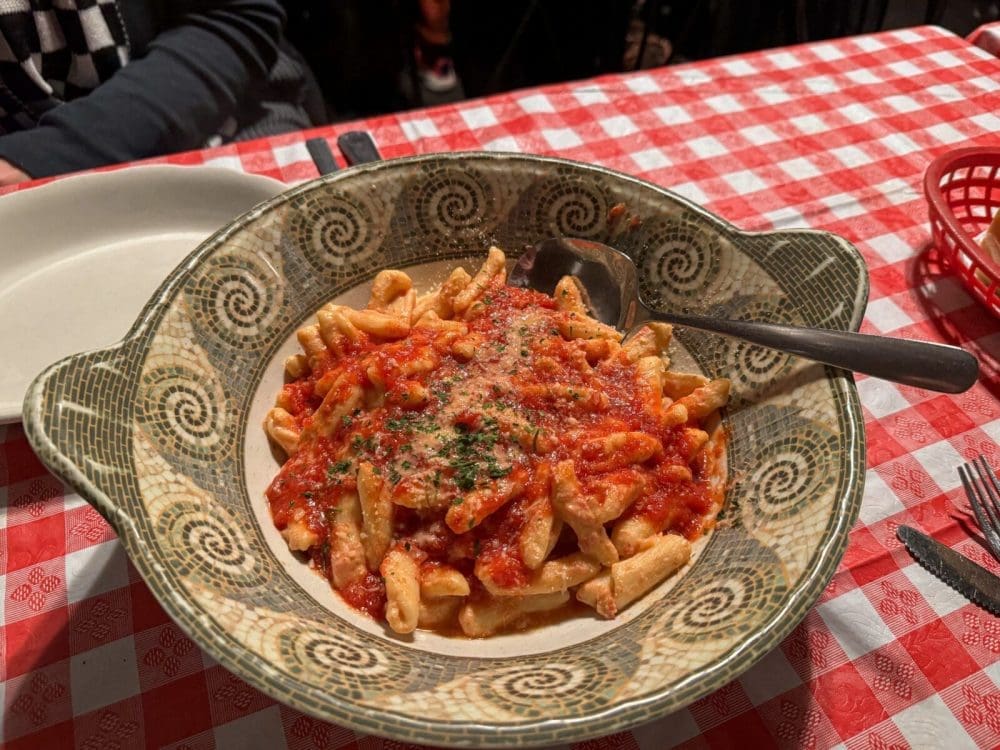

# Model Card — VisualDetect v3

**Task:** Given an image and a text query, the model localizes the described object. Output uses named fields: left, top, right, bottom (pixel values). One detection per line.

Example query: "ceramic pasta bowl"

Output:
left=24, top=153, right=867, bottom=747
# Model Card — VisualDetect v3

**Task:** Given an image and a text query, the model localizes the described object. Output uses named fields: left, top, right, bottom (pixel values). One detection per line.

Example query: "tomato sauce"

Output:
left=477, top=497, right=533, bottom=588
left=340, top=572, right=386, bottom=619
left=266, top=438, right=349, bottom=534
left=266, top=276, right=724, bottom=623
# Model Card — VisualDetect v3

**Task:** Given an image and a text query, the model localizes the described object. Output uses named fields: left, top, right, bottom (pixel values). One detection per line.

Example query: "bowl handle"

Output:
left=22, top=342, right=142, bottom=529
left=746, top=227, right=870, bottom=333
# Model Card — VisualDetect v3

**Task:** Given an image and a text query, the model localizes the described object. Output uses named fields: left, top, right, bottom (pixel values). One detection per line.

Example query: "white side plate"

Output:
left=0, top=165, right=285, bottom=423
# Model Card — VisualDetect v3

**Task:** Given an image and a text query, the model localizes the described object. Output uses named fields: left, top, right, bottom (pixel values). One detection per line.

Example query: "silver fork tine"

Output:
left=972, top=460, right=1000, bottom=546
left=975, top=456, right=1000, bottom=536
left=960, top=459, right=1000, bottom=562
left=959, top=466, right=994, bottom=543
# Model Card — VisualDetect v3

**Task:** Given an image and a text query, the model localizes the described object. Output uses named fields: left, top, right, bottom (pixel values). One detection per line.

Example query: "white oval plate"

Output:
left=0, top=165, right=285, bottom=423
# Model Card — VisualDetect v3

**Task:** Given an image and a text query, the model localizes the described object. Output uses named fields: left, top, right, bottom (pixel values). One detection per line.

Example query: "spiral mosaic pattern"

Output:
left=661, top=562, right=775, bottom=641
left=479, top=655, right=615, bottom=719
left=532, top=175, right=610, bottom=238
left=728, top=338, right=790, bottom=384
left=286, top=191, right=382, bottom=275
left=638, top=216, right=725, bottom=306
left=156, top=500, right=269, bottom=590
left=412, top=166, right=496, bottom=244
left=492, top=664, right=585, bottom=701
left=279, top=625, right=411, bottom=688
left=745, top=419, right=839, bottom=521
left=26, top=154, right=867, bottom=747
left=137, top=363, right=232, bottom=461
left=717, top=298, right=797, bottom=388
left=186, top=250, right=285, bottom=348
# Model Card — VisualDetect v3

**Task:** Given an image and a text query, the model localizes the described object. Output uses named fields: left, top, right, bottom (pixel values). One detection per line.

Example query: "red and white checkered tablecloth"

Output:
left=967, top=20, right=1000, bottom=59
left=4, top=23, right=1000, bottom=750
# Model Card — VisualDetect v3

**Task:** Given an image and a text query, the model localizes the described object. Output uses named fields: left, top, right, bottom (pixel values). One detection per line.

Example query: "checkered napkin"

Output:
left=0, top=0, right=129, bottom=133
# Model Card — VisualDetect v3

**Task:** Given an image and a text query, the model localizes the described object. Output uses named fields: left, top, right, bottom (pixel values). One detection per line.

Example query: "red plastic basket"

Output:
left=924, top=147, right=1000, bottom=318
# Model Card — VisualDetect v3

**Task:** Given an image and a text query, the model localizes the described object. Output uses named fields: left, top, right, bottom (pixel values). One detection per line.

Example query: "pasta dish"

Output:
left=264, top=247, right=728, bottom=637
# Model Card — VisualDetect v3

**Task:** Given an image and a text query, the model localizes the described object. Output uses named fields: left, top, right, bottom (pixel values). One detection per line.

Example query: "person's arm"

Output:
left=0, top=159, right=29, bottom=187
left=0, top=0, right=284, bottom=181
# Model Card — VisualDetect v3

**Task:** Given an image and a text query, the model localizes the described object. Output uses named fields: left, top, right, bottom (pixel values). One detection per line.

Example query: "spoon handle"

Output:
left=646, top=311, right=979, bottom=393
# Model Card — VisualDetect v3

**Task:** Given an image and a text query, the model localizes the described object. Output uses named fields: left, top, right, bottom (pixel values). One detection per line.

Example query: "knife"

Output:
left=305, top=137, right=339, bottom=176
left=337, top=131, right=383, bottom=166
left=897, top=525, right=1000, bottom=616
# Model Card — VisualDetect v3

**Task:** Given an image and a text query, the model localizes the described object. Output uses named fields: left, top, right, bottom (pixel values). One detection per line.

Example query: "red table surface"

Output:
left=4, top=22, right=1000, bottom=750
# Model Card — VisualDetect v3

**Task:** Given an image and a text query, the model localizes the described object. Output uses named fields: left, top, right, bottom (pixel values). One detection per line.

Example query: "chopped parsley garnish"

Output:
left=327, top=460, right=351, bottom=478
left=385, top=413, right=437, bottom=435
left=440, top=418, right=511, bottom=491
left=487, top=464, right=511, bottom=479
left=351, top=434, right=377, bottom=452
left=452, top=460, right=479, bottom=491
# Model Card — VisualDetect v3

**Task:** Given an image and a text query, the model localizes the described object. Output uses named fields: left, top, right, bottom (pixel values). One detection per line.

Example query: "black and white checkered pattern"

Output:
left=0, top=0, right=129, bottom=134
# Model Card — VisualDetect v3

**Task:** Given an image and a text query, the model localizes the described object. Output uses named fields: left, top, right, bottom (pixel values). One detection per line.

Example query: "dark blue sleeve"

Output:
left=0, top=0, right=284, bottom=178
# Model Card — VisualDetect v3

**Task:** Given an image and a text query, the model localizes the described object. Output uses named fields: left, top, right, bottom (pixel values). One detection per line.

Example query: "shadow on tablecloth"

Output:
left=910, top=244, right=1000, bottom=400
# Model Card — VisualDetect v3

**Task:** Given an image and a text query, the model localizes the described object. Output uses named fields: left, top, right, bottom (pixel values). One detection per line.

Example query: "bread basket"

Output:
left=924, top=146, right=1000, bottom=317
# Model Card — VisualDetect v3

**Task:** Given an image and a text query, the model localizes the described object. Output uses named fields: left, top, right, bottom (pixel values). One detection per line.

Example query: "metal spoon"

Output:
left=509, top=237, right=979, bottom=394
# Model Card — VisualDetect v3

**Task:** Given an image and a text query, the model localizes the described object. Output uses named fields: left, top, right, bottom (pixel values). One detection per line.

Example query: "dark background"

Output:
left=282, top=0, right=1000, bottom=122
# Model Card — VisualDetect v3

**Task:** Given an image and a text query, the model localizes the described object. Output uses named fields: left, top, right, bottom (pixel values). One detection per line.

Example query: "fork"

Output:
left=959, top=455, right=1000, bottom=562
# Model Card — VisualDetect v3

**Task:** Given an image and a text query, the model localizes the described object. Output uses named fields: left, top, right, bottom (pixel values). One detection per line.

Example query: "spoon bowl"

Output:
left=510, top=237, right=979, bottom=394
left=512, top=238, right=640, bottom=329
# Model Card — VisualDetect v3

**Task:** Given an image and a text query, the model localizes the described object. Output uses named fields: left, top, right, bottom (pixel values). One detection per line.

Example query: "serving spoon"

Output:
left=508, top=237, right=979, bottom=394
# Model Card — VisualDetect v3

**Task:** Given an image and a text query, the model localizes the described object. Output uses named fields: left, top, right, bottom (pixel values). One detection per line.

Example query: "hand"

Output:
left=0, top=158, right=29, bottom=187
